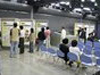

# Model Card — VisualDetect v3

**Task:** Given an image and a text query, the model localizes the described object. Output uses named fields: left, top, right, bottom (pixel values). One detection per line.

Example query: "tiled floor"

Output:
left=0, top=48, right=98, bottom=75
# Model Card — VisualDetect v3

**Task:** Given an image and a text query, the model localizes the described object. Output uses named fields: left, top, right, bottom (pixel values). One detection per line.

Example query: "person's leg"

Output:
left=14, top=41, right=18, bottom=57
left=10, top=41, right=14, bottom=58
left=29, top=42, right=33, bottom=53
left=20, top=38, right=24, bottom=54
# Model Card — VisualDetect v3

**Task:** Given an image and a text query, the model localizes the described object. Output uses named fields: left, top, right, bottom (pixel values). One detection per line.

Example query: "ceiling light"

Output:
left=95, top=3, right=98, bottom=6
left=81, top=0, right=85, bottom=2
left=51, top=3, right=55, bottom=6
left=60, top=1, right=65, bottom=4
left=55, top=3, right=60, bottom=7
left=83, top=7, right=91, bottom=11
left=90, top=0, right=95, bottom=2
left=65, top=2, right=70, bottom=5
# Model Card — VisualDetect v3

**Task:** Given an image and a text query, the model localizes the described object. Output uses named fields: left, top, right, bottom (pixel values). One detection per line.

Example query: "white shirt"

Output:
left=69, top=46, right=82, bottom=60
left=61, top=29, right=66, bottom=39
left=20, top=29, right=25, bottom=38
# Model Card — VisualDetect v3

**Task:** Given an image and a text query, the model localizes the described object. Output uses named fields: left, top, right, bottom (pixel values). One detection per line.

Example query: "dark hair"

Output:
left=62, top=38, right=68, bottom=44
left=46, top=27, right=49, bottom=30
left=20, top=26, right=23, bottom=30
left=31, top=28, right=34, bottom=33
left=62, top=27, right=65, bottom=29
left=41, top=27, right=44, bottom=32
left=71, top=40, right=77, bottom=47
left=13, top=23, right=17, bottom=28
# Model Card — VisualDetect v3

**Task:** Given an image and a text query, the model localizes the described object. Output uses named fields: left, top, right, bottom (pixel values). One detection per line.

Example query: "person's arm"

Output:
left=10, top=29, right=12, bottom=43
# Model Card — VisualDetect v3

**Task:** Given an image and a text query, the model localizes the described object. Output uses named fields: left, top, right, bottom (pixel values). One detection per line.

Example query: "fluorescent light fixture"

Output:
left=51, top=3, right=55, bottom=6
left=94, top=2, right=98, bottom=6
left=60, top=1, right=65, bottom=4
left=83, top=7, right=91, bottom=11
left=81, top=0, right=85, bottom=2
left=90, top=0, right=95, bottom=2
left=65, top=2, right=70, bottom=5
left=55, top=3, right=60, bottom=7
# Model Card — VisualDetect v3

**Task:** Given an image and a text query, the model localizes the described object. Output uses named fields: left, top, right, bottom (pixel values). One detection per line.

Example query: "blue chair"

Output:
left=78, top=44, right=84, bottom=51
left=40, top=45, right=48, bottom=55
left=47, top=48, right=57, bottom=57
left=80, top=54, right=93, bottom=66
left=94, top=51, right=100, bottom=59
left=96, top=59, right=100, bottom=67
left=94, top=42, right=100, bottom=49
left=67, top=52, right=78, bottom=61
left=85, top=41, right=92, bottom=47
left=57, top=50, right=64, bottom=58
left=83, top=49, right=92, bottom=57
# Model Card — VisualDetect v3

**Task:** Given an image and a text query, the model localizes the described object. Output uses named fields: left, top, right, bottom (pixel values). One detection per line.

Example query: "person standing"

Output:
left=37, top=28, right=46, bottom=51
left=19, top=26, right=25, bottom=54
left=44, top=27, right=51, bottom=48
left=10, top=23, right=19, bottom=58
left=29, top=28, right=34, bottom=53
left=77, top=27, right=82, bottom=41
left=61, top=27, right=66, bottom=43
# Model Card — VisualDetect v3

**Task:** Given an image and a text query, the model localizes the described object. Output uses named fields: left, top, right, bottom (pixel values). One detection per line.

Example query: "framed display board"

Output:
left=1, top=18, right=17, bottom=47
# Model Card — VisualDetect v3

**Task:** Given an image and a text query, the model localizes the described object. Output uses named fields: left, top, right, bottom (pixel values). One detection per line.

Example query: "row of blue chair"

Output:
left=68, top=52, right=100, bottom=67
left=78, top=41, right=100, bottom=51
left=39, top=45, right=65, bottom=61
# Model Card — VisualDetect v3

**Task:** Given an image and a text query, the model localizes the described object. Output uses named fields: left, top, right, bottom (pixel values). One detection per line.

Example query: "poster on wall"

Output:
left=74, top=23, right=95, bottom=38
left=1, top=19, right=15, bottom=47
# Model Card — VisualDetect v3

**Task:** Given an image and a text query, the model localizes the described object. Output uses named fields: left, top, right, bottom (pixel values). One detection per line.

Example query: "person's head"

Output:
left=20, top=26, right=23, bottom=30
left=62, top=38, right=69, bottom=44
left=46, top=27, right=49, bottom=30
left=30, top=28, right=34, bottom=33
left=62, top=27, right=65, bottom=29
left=71, top=40, right=78, bottom=47
left=13, top=22, right=17, bottom=28
left=84, top=27, right=87, bottom=31
left=41, top=27, right=45, bottom=32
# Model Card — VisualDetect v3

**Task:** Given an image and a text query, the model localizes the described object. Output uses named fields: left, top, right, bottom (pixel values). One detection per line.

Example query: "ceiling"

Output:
left=1, top=0, right=100, bottom=20
left=26, top=0, right=100, bottom=20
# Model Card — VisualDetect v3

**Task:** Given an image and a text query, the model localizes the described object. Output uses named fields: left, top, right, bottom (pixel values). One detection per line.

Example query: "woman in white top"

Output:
left=69, top=40, right=82, bottom=67
left=19, top=26, right=25, bottom=54
left=61, top=27, right=66, bottom=43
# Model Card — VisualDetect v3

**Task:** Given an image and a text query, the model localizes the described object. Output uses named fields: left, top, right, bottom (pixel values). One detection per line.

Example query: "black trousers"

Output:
left=19, top=38, right=24, bottom=54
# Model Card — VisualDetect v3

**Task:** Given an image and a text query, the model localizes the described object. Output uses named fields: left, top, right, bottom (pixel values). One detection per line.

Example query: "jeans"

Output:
left=10, top=41, right=18, bottom=57
left=29, top=42, right=34, bottom=53
left=37, top=40, right=44, bottom=51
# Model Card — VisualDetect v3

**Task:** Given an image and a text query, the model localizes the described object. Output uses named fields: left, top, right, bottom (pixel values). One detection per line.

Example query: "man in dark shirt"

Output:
left=59, top=38, right=69, bottom=64
left=37, top=27, right=46, bottom=51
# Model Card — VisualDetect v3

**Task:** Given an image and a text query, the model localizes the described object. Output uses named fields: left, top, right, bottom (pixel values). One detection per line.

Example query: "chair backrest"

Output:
left=96, top=59, right=100, bottom=66
left=57, top=50, right=64, bottom=58
left=80, top=54, right=92, bottom=65
left=85, top=41, right=92, bottom=47
left=48, top=48, right=56, bottom=54
left=83, top=49, right=92, bottom=56
left=94, top=42, right=100, bottom=49
left=40, top=45, right=47, bottom=51
left=67, top=52, right=78, bottom=61
left=94, top=51, right=100, bottom=58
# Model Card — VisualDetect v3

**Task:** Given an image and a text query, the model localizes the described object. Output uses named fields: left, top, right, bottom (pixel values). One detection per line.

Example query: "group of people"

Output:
left=10, top=22, right=51, bottom=58
left=59, top=38, right=81, bottom=67
left=10, top=23, right=35, bottom=58
left=77, top=27, right=87, bottom=43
